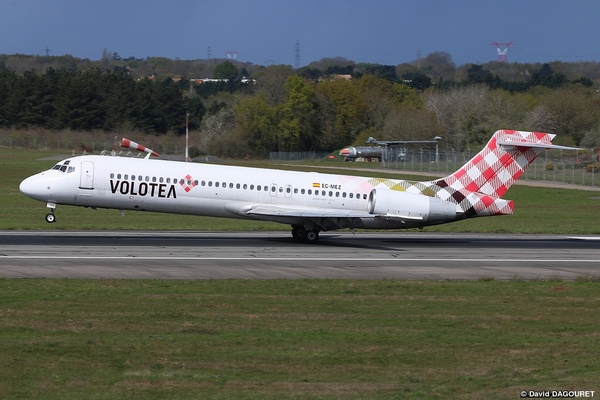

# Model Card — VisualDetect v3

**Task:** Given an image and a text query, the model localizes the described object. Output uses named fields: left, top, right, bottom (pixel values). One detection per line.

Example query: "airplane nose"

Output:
left=19, top=176, right=37, bottom=198
left=20, top=174, right=47, bottom=200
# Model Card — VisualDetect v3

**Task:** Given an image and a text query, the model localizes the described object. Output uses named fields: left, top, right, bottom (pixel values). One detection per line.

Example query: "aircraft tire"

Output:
left=45, top=213, right=56, bottom=223
left=304, top=229, right=319, bottom=243
left=291, top=226, right=305, bottom=241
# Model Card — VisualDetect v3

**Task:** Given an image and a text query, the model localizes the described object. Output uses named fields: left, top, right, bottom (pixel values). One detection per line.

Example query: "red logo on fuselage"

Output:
left=180, top=174, right=197, bottom=193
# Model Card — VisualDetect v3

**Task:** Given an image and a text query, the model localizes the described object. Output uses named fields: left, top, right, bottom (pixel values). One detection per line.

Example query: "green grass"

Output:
left=1, top=279, right=599, bottom=399
left=3, top=147, right=600, bottom=233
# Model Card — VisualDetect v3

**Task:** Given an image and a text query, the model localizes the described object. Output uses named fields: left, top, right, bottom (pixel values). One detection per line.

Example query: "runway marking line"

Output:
left=1, top=256, right=598, bottom=263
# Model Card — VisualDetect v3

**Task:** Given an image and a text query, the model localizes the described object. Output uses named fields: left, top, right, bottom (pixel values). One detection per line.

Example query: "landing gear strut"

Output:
left=291, top=225, right=320, bottom=243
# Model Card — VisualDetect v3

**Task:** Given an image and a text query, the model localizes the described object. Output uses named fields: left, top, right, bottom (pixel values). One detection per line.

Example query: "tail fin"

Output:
left=431, top=130, right=577, bottom=217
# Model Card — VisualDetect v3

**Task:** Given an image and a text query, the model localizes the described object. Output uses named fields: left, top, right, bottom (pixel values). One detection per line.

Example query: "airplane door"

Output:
left=79, top=161, right=94, bottom=190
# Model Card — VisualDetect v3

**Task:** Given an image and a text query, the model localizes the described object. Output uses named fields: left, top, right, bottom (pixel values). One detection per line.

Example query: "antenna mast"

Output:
left=294, top=40, right=301, bottom=69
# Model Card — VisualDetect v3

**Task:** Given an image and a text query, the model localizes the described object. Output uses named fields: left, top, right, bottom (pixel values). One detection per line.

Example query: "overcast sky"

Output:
left=2, top=0, right=599, bottom=67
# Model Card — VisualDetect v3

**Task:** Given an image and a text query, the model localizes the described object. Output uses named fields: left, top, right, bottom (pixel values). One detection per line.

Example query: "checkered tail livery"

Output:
left=426, top=130, right=575, bottom=218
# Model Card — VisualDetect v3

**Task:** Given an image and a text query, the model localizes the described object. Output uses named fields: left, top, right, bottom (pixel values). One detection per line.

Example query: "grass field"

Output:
left=2, top=147, right=600, bottom=399
left=1, top=279, right=599, bottom=399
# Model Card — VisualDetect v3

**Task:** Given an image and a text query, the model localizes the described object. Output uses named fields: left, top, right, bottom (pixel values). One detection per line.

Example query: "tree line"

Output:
left=2, top=54, right=600, bottom=157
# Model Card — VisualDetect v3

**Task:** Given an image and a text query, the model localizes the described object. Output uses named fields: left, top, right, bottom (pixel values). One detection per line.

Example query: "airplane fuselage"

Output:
left=20, top=155, right=458, bottom=233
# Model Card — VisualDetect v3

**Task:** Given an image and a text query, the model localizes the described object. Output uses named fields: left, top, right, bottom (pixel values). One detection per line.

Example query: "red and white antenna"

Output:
left=120, top=138, right=160, bottom=158
left=490, top=41, right=515, bottom=62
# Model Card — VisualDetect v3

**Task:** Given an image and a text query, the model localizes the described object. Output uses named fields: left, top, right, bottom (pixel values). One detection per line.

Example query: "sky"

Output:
left=2, top=0, right=600, bottom=67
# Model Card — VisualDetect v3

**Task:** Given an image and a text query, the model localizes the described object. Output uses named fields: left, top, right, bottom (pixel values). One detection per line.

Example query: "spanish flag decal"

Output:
left=312, top=182, right=320, bottom=188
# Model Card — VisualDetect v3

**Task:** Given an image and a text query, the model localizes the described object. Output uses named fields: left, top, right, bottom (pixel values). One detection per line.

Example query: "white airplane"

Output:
left=20, top=130, right=576, bottom=243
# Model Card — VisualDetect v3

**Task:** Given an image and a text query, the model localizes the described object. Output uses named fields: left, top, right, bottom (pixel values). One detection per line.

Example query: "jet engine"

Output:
left=368, top=189, right=456, bottom=223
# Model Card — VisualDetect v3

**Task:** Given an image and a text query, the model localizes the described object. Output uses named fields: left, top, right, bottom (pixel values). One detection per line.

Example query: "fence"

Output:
left=0, top=136, right=185, bottom=156
left=3, top=136, right=599, bottom=188
left=271, top=147, right=600, bottom=188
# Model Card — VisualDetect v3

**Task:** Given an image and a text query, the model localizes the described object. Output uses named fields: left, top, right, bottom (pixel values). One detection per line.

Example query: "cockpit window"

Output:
left=53, top=161, right=76, bottom=174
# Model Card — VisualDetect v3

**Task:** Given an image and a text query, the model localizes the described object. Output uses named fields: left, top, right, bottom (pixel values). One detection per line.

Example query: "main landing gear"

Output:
left=291, top=225, right=320, bottom=243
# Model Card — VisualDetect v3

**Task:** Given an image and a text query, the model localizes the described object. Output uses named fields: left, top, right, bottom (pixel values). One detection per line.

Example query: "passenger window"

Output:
left=250, top=184, right=254, bottom=190
left=201, top=180, right=206, bottom=186
left=229, top=183, right=234, bottom=189
left=349, top=193, right=354, bottom=199
left=215, top=182, right=220, bottom=188
left=124, top=174, right=128, bottom=180
left=308, top=189, right=312, bottom=195
left=110, top=173, right=115, bottom=178
left=363, top=194, right=367, bottom=200
left=236, top=183, right=241, bottom=189
left=208, top=181, right=212, bottom=187
left=329, top=191, right=333, bottom=197
left=117, top=174, right=122, bottom=179
left=243, top=184, right=247, bottom=190
left=257, top=185, right=261, bottom=191
left=145, top=176, right=150, bottom=182
left=301, top=189, right=305, bottom=194
left=159, top=177, right=164, bottom=183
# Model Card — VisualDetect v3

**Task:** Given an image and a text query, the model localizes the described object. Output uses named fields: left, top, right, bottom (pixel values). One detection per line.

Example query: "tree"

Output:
left=315, top=79, right=370, bottom=149
left=214, top=61, right=239, bottom=80
left=275, top=76, right=319, bottom=151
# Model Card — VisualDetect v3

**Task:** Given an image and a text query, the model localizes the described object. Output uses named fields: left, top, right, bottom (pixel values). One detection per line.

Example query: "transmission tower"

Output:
left=294, top=40, right=301, bottom=69
left=490, top=41, right=515, bottom=62
left=44, top=47, right=52, bottom=57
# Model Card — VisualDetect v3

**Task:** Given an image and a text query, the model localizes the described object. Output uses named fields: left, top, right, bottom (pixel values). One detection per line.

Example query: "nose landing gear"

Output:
left=45, top=212, right=56, bottom=223
left=45, top=202, right=57, bottom=223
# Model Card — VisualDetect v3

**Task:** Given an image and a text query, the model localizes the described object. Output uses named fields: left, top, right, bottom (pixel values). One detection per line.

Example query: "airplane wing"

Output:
left=225, top=203, right=422, bottom=231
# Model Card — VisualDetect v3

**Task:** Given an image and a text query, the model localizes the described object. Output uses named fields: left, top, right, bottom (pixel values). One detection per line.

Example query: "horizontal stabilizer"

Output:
left=497, top=135, right=581, bottom=151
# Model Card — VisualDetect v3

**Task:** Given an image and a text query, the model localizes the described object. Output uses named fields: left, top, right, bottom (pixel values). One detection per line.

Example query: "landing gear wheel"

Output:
left=304, top=229, right=319, bottom=243
left=291, top=226, right=320, bottom=243
left=45, top=213, right=56, bottom=223
left=292, top=226, right=305, bottom=241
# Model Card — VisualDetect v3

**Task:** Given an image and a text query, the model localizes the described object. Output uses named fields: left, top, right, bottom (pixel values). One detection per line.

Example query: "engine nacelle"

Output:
left=368, top=189, right=456, bottom=223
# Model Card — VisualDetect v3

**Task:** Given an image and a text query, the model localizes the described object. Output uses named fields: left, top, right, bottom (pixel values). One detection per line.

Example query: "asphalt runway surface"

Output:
left=1, top=231, right=599, bottom=280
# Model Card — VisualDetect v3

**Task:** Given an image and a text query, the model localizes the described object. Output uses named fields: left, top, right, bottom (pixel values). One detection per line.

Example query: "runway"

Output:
left=0, top=231, right=598, bottom=280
